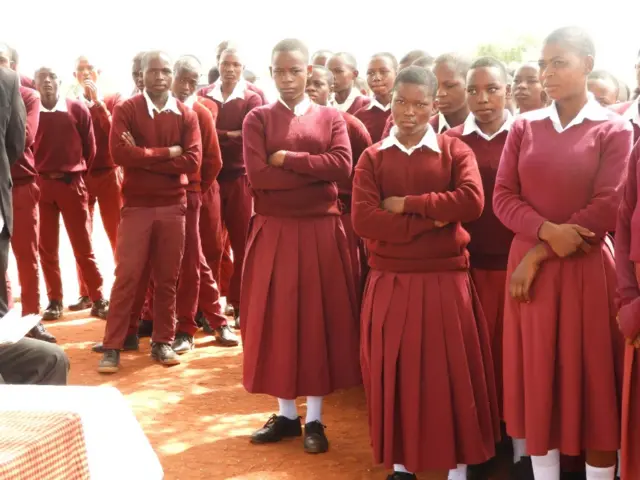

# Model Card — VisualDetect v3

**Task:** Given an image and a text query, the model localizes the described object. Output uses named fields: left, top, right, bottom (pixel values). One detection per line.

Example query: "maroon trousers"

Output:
left=102, top=203, right=186, bottom=349
left=199, top=183, right=224, bottom=288
left=77, top=168, right=123, bottom=298
left=38, top=175, right=103, bottom=302
left=220, top=234, right=233, bottom=297
left=218, top=175, right=252, bottom=310
left=10, top=181, right=40, bottom=315
left=176, top=191, right=227, bottom=336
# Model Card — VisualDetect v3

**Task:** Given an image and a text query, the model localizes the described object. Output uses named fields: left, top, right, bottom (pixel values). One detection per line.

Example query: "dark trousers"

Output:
left=0, top=338, right=69, bottom=385
left=0, top=226, right=9, bottom=316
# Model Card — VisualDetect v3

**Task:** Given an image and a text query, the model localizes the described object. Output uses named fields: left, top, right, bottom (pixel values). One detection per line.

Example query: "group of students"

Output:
left=3, top=24, right=640, bottom=480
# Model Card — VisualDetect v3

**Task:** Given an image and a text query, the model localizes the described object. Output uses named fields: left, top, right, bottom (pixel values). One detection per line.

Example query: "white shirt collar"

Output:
left=435, top=112, right=450, bottom=134
left=143, top=90, right=182, bottom=118
left=183, top=95, right=198, bottom=109
left=331, top=87, right=362, bottom=113
left=278, top=95, right=312, bottom=117
left=379, top=125, right=441, bottom=156
left=621, top=97, right=640, bottom=128
left=522, top=93, right=609, bottom=133
left=207, top=80, right=246, bottom=104
left=462, top=111, right=514, bottom=141
left=39, top=96, right=68, bottom=113
left=367, top=97, right=391, bottom=112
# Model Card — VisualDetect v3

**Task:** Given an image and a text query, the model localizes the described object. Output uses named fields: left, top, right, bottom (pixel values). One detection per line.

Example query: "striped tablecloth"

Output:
left=0, top=411, right=90, bottom=479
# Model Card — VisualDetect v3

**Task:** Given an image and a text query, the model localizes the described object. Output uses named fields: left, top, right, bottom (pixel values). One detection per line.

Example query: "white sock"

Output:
left=585, top=464, right=615, bottom=480
left=305, top=396, right=323, bottom=424
left=393, top=464, right=412, bottom=474
left=513, top=438, right=528, bottom=463
left=531, top=449, right=560, bottom=480
left=277, top=398, right=298, bottom=420
left=448, top=464, right=467, bottom=480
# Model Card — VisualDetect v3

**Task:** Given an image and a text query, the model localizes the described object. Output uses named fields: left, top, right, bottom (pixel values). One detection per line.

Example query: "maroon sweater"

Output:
left=246, top=82, right=267, bottom=105
left=354, top=105, right=391, bottom=144
left=34, top=99, right=96, bottom=174
left=11, top=87, right=40, bottom=185
left=339, top=112, right=372, bottom=212
left=345, top=95, right=370, bottom=116
left=198, top=84, right=262, bottom=182
left=20, top=74, right=35, bottom=90
left=352, top=135, right=484, bottom=273
left=611, top=101, right=640, bottom=143
left=109, top=95, right=202, bottom=208
left=381, top=114, right=394, bottom=139
left=446, top=125, right=514, bottom=270
left=243, top=102, right=352, bottom=217
left=86, top=93, right=122, bottom=173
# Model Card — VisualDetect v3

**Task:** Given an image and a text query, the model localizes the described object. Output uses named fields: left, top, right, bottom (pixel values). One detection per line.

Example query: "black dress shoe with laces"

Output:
left=214, top=325, right=239, bottom=346
left=42, top=300, right=63, bottom=321
left=171, top=332, right=194, bottom=354
left=303, top=420, right=329, bottom=454
left=386, top=473, right=417, bottom=480
left=151, top=342, right=181, bottom=365
left=90, top=299, right=109, bottom=319
left=195, top=311, right=214, bottom=334
left=92, top=334, right=139, bottom=353
left=137, top=319, right=153, bottom=338
left=27, top=322, right=57, bottom=343
left=97, top=349, right=120, bottom=374
left=69, top=296, right=93, bottom=311
left=250, top=415, right=302, bottom=444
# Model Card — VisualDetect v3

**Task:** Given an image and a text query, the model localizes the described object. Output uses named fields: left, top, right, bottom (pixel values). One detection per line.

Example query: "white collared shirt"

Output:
left=331, top=87, right=363, bottom=113
left=39, top=96, right=68, bottom=113
left=379, top=125, right=441, bottom=156
left=621, top=97, right=640, bottom=130
left=367, top=97, right=391, bottom=112
left=435, top=112, right=450, bottom=134
left=278, top=95, right=312, bottom=117
left=462, top=111, right=515, bottom=141
left=207, top=80, right=246, bottom=104
left=522, top=94, right=609, bottom=133
left=142, top=90, right=181, bottom=119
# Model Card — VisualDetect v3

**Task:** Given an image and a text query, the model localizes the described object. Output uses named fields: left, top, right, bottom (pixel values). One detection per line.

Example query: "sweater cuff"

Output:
left=403, top=194, right=428, bottom=217
left=619, top=298, right=640, bottom=340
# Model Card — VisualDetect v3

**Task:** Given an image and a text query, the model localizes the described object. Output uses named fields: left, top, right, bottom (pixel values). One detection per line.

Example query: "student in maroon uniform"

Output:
left=445, top=56, right=521, bottom=477
left=355, top=53, right=397, bottom=143
left=242, top=38, right=360, bottom=454
left=199, top=47, right=261, bottom=327
left=615, top=140, right=640, bottom=480
left=512, top=62, right=548, bottom=114
left=97, top=51, right=201, bottom=373
left=493, top=27, right=633, bottom=480
left=353, top=66, right=498, bottom=480
left=170, top=56, right=238, bottom=351
left=398, top=50, right=431, bottom=71
left=0, top=46, right=54, bottom=343
left=33, top=66, right=108, bottom=322
left=588, top=70, right=620, bottom=107
left=610, top=78, right=640, bottom=143
left=327, top=52, right=371, bottom=114
left=214, top=41, right=267, bottom=105
left=432, top=54, right=471, bottom=134
left=311, top=50, right=332, bottom=67
left=66, top=55, right=123, bottom=312
left=306, top=65, right=372, bottom=300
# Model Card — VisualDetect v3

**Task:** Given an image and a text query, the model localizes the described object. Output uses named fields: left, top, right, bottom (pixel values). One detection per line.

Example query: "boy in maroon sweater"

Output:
left=327, top=52, right=371, bottom=114
left=33, top=66, right=108, bottom=322
left=67, top=55, right=123, bottom=312
left=199, top=47, right=261, bottom=326
left=98, top=51, right=201, bottom=373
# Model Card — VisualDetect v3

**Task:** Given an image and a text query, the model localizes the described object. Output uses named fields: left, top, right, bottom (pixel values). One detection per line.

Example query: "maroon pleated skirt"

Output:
left=241, top=214, right=361, bottom=399
left=341, top=212, right=367, bottom=306
left=503, top=236, right=624, bottom=456
left=471, top=268, right=506, bottom=419
left=360, top=269, right=500, bottom=472
left=622, top=344, right=640, bottom=480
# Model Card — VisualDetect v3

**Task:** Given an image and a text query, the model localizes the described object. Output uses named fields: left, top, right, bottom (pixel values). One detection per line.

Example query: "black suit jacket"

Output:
left=0, top=67, right=26, bottom=235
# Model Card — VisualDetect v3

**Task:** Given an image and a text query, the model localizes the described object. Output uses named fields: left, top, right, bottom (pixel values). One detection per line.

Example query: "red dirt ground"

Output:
left=6, top=213, right=389, bottom=480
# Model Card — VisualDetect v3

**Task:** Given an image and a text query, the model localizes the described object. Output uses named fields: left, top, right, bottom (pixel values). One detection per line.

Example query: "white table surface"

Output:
left=0, top=385, right=163, bottom=480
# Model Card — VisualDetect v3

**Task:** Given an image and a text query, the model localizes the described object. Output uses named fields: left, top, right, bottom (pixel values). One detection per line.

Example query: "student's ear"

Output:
left=584, top=55, right=595, bottom=75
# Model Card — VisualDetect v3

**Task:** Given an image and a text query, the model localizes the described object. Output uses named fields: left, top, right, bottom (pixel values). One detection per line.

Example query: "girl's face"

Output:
left=539, top=41, right=593, bottom=102
left=366, top=56, right=396, bottom=100
left=327, top=55, right=357, bottom=93
left=391, top=82, right=435, bottom=137
left=271, top=50, right=311, bottom=103
left=433, top=61, right=468, bottom=115
left=513, top=64, right=546, bottom=112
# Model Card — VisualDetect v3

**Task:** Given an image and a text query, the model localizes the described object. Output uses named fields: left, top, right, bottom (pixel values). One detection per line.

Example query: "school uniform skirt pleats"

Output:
left=360, top=269, right=500, bottom=472
left=241, top=214, right=361, bottom=399
left=341, top=212, right=367, bottom=306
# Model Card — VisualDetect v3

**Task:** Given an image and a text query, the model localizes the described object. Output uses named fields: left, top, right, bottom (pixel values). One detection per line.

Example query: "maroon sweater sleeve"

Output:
left=403, top=137, right=484, bottom=222
left=23, top=88, right=39, bottom=148
left=352, top=148, right=438, bottom=243
left=90, top=101, right=113, bottom=139
left=243, top=109, right=318, bottom=190
left=147, top=109, right=201, bottom=175
left=74, top=101, right=96, bottom=171
left=110, top=102, right=173, bottom=167
left=493, top=119, right=549, bottom=241
left=282, top=111, right=352, bottom=183
left=348, top=115, right=373, bottom=163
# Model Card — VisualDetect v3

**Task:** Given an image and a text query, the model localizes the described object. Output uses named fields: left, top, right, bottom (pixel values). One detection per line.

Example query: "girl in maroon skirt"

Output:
left=352, top=65, right=500, bottom=480
left=240, top=39, right=360, bottom=454
left=493, top=26, right=634, bottom=480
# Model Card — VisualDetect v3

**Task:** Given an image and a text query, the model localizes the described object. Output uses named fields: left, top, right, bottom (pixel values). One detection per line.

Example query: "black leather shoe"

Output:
left=92, top=334, right=139, bottom=353
left=42, top=300, right=63, bottom=321
left=137, top=319, right=153, bottom=338
left=303, top=421, right=329, bottom=454
left=151, top=342, right=181, bottom=365
left=69, top=296, right=93, bottom=311
left=97, top=349, right=120, bottom=374
left=250, top=415, right=302, bottom=444
left=386, top=473, right=417, bottom=480
left=90, top=299, right=109, bottom=319
left=27, top=322, right=57, bottom=343
left=214, top=325, right=239, bottom=346
left=195, top=311, right=214, bottom=334
left=171, top=332, right=194, bottom=354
